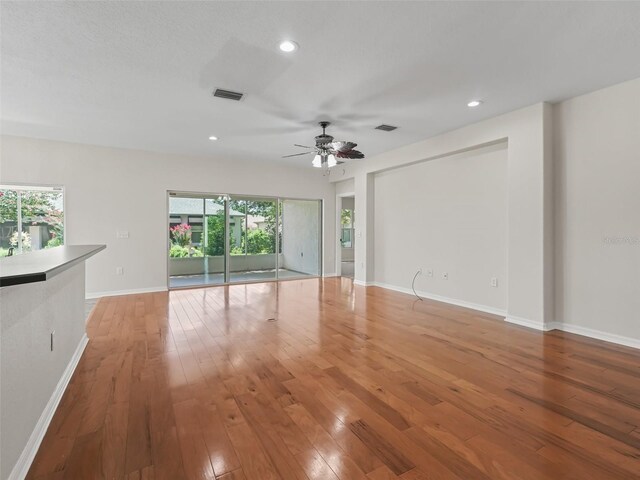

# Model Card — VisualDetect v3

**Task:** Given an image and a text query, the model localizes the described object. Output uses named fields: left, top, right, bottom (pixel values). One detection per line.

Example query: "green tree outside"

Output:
left=205, top=200, right=279, bottom=256
left=0, top=189, right=64, bottom=252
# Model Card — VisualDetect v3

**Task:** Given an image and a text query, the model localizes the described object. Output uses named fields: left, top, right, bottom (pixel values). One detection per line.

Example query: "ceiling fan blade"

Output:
left=282, top=152, right=313, bottom=158
left=336, top=149, right=365, bottom=159
left=329, top=141, right=357, bottom=152
left=294, top=144, right=313, bottom=149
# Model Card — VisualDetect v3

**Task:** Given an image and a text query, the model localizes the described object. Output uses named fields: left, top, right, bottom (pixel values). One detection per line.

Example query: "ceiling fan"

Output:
left=282, top=121, right=365, bottom=168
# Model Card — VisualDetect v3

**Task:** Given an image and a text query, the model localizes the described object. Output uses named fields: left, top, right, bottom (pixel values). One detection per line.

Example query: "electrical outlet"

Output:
left=491, top=277, right=498, bottom=287
left=442, top=272, right=448, bottom=280
left=427, top=269, right=433, bottom=277
left=116, top=267, right=124, bottom=275
left=116, top=230, right=129, bottom=239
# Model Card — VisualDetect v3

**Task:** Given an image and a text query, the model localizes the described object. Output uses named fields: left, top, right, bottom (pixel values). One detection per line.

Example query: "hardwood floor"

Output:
left=27, top=278, right=640, bottom=479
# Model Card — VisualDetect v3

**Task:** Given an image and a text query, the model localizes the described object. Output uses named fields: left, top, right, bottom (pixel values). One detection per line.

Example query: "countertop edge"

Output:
left=0, top=245, right=106, bottom=288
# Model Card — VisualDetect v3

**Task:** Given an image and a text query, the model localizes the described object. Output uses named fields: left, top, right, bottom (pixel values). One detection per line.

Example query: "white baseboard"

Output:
left=8, top=334, right=89, bottom=480
left=86, top=285, right=167, bottom=299
left=550, top=323, right=640, bottom=350
left=374, top=281, right=507, bottom=317
left=323, top=272, right=338, bottom=278
left=505, top=318, right=639, bottom=349
left=505, top=315, right=552, bottom=331
left=353, top=279, right=374, bottom=287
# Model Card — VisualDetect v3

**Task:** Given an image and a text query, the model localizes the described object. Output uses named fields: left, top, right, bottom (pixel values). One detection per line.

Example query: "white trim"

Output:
left=353, top=279, right=374, bottom=287
left=372, top=281, right=507, bottom=317
left=505, top=315, right=551, bottom=331
left=544, top=321, right=562, bottom=331
left=323, top=272, right=338, bottom=278
left=8, top=334, right=89, bottom=480
left=85, top=285, right=168, bottom=299
left=550, top=323, right=640, bottom=350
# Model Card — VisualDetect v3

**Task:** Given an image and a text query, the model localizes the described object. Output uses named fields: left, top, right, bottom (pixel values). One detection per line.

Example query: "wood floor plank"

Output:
left=284, top=402, right=370, bottom=480
left=123, top=358, right=153, bottom=475
left=348, top=420, right=415, bottom=475
left=225, top=421, right=281, bottom=480
left=215, top=469, right=247, bottom=480
left=25, top=279, right=640, bottom=480
left=507, top=387, right=640, bottom=450
left=173, top=399, right=216, bottom=480
left=61, top=430, right=104, bottom=480
left=294, top=448, right=341, bottom=480
left=100, top=399, right=129, bottom=479
left=234, top=393, right=310, bottom=480
left=324, top=367, right=411, bottom=431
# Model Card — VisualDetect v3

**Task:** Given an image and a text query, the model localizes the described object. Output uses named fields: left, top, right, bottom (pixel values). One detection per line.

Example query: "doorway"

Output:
left=168, top=191, right=322, bottom=288
left=339, top=196, right=355, bottom=278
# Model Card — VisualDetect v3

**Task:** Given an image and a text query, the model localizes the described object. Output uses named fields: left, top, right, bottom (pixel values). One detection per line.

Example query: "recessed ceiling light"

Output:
left=279, top=40, right=298, bottom=53
left=208, top=136, right=218, bottom=141
left=467, top=100, right=483, bottom=108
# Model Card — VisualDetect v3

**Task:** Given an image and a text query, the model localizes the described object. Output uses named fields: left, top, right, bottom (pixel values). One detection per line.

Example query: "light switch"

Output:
left=116, top=230, right=129, bottom=239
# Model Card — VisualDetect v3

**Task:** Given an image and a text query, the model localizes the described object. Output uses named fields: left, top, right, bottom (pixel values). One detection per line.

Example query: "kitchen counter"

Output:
left=1, top=244, right=105, bottom=479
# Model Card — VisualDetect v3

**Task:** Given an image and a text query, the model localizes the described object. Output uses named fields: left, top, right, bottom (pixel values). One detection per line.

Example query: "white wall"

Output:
left=0, top=136, right=336, bottom=296
left=341, top=197, right=354, bottom=211
left=374, top=143, right=508, bottom=312
left=554, top=77, right=640, bottom=342
left=281, top=199, right=321, bottom=275
left=335, top=179, right=354, bottom=197
left=331, top=103, right=553, bottom=330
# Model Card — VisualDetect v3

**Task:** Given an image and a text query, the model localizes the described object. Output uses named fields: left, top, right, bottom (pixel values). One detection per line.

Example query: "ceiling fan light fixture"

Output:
left=286, top=122, right=364, bottom=167
left=279, top=40, right=298, bottom=53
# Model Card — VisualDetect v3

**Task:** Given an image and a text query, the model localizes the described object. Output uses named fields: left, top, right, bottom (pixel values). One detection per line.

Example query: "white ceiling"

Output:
left=2, top=1, right=640, bottom=167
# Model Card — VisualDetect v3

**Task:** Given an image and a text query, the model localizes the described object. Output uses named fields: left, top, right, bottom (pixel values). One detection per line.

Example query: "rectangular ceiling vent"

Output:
left=375, top=124, right=398, bottom=132
left=213, top=88, right=244, bottom=101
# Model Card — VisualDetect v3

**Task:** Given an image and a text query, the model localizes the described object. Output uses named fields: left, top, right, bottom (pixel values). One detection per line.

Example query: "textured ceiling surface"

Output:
left=2, top=1, right=640, bottom=167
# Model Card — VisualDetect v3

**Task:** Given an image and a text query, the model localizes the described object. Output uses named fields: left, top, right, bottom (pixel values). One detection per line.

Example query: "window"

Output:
left=0, top=185, right=64, bottom=257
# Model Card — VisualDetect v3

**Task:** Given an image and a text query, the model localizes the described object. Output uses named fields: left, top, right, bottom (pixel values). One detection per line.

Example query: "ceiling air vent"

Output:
left=213, top=88, right=244, bottom=101
left=375, top=124, right=398, bottom=132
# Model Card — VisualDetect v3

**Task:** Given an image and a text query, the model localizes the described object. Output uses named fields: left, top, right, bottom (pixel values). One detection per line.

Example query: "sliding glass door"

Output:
left=228, top=196, right=279, bottom=282
left=168, top=194, right=226, bottom=288
left=168, top=191, right=321, bottom=288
